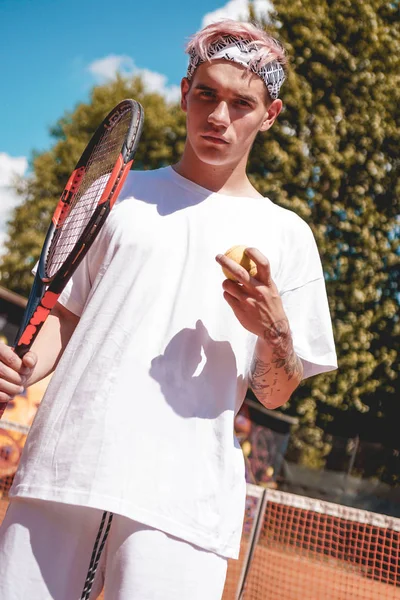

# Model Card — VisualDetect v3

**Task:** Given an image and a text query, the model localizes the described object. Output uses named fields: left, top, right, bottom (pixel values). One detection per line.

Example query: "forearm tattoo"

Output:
left=249, top=319, right=303, bottom=403
left=263, top=319, right=303, bottom=380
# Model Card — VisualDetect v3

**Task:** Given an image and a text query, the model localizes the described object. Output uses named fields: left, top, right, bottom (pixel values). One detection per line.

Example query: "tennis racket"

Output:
left=0, top=98, right=144, bottom=420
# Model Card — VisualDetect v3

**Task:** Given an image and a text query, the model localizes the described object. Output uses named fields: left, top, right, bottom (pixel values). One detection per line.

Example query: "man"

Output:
left=0, top=19, right=337, bottom=600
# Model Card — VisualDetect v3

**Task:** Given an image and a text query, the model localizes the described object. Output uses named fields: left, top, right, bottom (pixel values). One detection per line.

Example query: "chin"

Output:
left=200, top=156, right=232, bottom=167
left=194, top=147, right=234, bottom=167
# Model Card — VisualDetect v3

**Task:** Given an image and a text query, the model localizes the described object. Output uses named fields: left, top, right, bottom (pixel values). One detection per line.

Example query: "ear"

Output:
left=181, top=78, right=190, bottom=112
left=259, top=99, right=283, bottom=132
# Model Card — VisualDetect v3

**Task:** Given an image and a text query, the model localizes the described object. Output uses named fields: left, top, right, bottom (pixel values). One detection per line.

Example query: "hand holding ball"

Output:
left=222, top=245, right=257, bottom=280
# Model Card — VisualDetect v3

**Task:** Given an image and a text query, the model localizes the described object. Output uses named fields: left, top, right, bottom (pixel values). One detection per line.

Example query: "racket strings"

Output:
left=45, top=110, right=133, bottom=278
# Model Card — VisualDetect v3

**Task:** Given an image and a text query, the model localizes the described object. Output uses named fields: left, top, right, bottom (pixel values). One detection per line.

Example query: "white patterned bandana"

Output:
left=187, top=36, right=286, bottom=100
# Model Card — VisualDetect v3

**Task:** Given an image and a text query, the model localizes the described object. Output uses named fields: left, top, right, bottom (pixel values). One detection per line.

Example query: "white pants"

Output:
left=0, top=498, right=228, bottom=600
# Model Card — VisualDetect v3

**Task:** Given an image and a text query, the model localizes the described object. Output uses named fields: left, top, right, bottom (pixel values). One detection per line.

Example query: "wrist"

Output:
left=257, top=318, right=293, bottom=355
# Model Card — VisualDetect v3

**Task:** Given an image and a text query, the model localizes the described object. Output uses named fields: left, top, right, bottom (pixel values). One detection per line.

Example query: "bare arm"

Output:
left=26, top=302, right=80, bottom=385
left=0, top=302, right=79, bottom=403
left=216, top=247, right=303, bottom=410
left=249, top=322, right=303, bottom=410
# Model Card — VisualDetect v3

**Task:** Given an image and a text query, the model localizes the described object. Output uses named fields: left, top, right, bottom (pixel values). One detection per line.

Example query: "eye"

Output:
left=235, top=99, right=251, bottom=108
left=199, top=90, right=216, bottom=99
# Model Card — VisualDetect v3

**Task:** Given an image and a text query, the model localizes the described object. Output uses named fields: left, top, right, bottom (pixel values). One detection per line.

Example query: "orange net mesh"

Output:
left=0, top=422, right=28, bottom=525
left=238, top=489, right=400, bottom=600
left=0, top=425, right=27, bottom=475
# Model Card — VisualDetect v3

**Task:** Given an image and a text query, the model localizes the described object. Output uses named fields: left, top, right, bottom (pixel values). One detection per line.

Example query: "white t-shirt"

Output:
left=11, top=167, right=337, bottom=558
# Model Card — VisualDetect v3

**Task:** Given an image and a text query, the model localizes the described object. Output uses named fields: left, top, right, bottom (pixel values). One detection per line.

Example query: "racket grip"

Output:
left=13, top=344, right=29, bottom=359
left=14, top=289, right=61, bottom=359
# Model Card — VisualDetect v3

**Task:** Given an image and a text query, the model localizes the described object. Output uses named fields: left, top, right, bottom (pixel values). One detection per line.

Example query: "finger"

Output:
left=222, top=279, right=252, bottom=302
left=244, top=248, right=272, bottom=286
left=0, top=393, right=13, bottom=405
left=223, top=290, right=242, bottom=310
left=0, top=361, right=25, bottom=386
left=0, top=343, right=23, bottom=373
left=0, top=379, right=24, bottom=400
left=216, top=254, right=253, bottom=286
left=223, top=289, right=258, bottom=315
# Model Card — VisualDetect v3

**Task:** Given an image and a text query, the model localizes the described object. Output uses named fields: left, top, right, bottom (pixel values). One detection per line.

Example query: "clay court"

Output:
left=221, top=542, right=400, bottom=600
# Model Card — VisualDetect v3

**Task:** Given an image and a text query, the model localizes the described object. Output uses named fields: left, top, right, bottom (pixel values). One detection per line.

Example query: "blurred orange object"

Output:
left=0, top=375, right=51, bottom=478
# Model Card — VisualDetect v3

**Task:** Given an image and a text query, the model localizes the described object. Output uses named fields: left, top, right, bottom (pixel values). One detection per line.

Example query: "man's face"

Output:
left=180, top=59, right=282, bottom=168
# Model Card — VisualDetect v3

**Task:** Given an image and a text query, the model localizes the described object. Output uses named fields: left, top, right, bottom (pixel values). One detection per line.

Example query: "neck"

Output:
left=173, top=141, right=262, bottom=198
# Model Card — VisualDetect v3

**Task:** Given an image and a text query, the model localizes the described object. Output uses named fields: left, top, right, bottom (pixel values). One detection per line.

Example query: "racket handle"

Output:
left=14, top=289, right=61, bottom=359
left=13, top=344, right=29, bottom=359
left=14, top=275, right=47, bottom=350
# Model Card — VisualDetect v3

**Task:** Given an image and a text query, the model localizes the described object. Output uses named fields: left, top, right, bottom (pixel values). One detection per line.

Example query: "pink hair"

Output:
left=186, top=19, right=288, bottom=72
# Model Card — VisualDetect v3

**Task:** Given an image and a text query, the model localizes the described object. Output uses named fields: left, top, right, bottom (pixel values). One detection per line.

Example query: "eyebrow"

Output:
left=194, top=83, right=258, bottom=105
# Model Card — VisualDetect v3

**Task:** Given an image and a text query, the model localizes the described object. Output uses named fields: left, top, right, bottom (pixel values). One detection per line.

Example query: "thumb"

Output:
left=20, top=351, right=38, bottom=374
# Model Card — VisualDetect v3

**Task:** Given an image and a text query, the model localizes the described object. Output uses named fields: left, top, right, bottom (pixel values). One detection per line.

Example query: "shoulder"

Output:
left=262, top=198, right=315, bottom=244
left=119, top=167, right=169, bottom=201
left=269, top=200, right=311, bottom=229
left=260, top=201, right=323, bottom=287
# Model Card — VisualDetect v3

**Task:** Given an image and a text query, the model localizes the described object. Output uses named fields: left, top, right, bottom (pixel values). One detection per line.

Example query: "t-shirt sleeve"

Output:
left=57, top=262, right=91, bottom=317
left=30, top=261, right=89, bottom=317
left=278, top=217, right=337, bottom=380
left=281, top=279, right=337, bottom=379
left=57, top=224, right=110, bottom=317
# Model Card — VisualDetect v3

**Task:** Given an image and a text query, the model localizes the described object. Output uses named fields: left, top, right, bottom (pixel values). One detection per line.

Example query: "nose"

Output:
left=208, top=101, right=230, bottom=128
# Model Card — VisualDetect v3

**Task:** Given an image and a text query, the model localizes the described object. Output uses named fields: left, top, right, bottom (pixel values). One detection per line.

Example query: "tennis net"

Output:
left=222, top=486, right=400, bottom=600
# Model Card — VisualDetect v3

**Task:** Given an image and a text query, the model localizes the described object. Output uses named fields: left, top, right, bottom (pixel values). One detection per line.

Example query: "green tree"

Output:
left=0, top=76, right=186, bottom=294
left=247, top=0, right=399, bottom=471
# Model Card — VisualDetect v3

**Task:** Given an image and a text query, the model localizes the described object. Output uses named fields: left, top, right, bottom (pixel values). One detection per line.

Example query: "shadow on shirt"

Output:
left=149, top=320, right=243, bottom=420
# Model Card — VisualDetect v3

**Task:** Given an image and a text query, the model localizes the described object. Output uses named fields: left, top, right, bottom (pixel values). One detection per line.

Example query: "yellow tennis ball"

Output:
left=222, top=245, right=257, bottom=280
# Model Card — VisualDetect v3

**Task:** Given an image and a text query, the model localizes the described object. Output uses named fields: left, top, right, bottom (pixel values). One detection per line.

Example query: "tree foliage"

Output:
left=0, top=77, right=186, bottom=294
left=0, top=0, right=398, bottom=481
left=248, top=0, right=399, bottom=474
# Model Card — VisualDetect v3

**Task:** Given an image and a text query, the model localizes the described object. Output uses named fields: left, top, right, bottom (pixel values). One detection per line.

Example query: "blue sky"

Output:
left=0, top=0, right=273, bottom=248
left=0, top=0, right=216, bottom=158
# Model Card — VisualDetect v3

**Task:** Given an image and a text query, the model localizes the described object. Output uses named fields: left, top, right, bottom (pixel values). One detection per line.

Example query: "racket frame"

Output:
left=13, top=99, right=144, bottom=358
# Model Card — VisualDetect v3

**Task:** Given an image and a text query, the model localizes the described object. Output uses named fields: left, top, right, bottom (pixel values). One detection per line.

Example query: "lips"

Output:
left=202, top=134, right=229, bottom=145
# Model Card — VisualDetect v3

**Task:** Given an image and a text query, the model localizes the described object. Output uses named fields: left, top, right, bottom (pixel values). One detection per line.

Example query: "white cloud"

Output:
left=0, top=154, right=27, bottom=187
left=87, top=55, right=181, bottom=104
left=202, top=0, right=273, bottom=27
left=135, top=69, right=181, bottom=104
left=0, top=153, right=28, bottom=252
left=88, top=55, right=135, bottom=80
